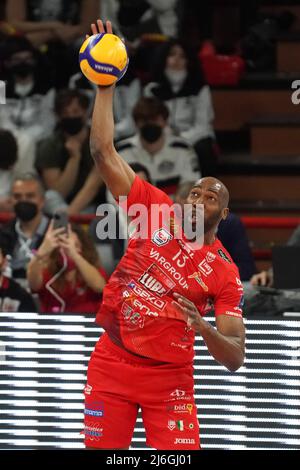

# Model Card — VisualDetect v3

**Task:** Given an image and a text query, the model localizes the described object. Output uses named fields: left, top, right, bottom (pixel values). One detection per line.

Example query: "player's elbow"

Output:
left=227, top=354, right=245, bottom=372
left=90, top=140, right=115, bottom=166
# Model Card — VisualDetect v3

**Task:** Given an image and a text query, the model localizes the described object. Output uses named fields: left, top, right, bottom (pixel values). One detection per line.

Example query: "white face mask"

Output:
left=15, top=81, right=34, bottom=97
left=164, top=68, right=187, bottom=87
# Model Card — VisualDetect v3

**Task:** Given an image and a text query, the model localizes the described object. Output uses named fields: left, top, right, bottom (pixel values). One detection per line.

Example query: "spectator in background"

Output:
left=0, top=173, right=49, bottom=288
left=174, top=182, right=256, bottom=281
left=69, top=65, right=141, bottom=143
left=27, top=222, right=108, bottom=313
left=116, top=0, right=183, bottom=84
left=0, top=129, right=18, bottom=212
left=251, top=224, right=300, bottom=287
left=35, top=89, right=104, bottom=215
left=5, top=0, right=99, bottom=87
left=0, top=232, right=37, bottom=312
left=144, top=39, right=217, bottom=176
left=0, top=35, right=55, bottom=168
left=117, top=0, right=180, bottom=41
left=116, top=96, right=200, bottom=197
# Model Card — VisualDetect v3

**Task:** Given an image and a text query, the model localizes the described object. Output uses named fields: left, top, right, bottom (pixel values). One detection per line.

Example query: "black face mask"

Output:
left=14, top=201, right=38, bottom=222
left=9, top=62, right=35, bottom=78
left=140, top=124, right=163, bottom=143
left=60, top=117, right=84, bottom=136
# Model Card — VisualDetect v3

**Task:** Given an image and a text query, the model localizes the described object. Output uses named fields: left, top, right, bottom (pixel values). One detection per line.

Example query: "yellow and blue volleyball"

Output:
left=79, top=33, right=129, bottom=86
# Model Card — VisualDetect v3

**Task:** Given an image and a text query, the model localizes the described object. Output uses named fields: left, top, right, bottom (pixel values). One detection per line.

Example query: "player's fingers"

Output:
left=172, top=301, right=197, bottom=328
left=173, top=293, right=195, bottom=309
left=91, top=23, right=98, bottom=35
left=106, top=20, right=113, bottom=34
left=96, top=19, right=105, bottom=33
left=86, top=34, right=89, bottom=39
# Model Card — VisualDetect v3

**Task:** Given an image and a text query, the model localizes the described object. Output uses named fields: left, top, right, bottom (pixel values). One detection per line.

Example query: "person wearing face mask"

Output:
left=0, top=173, right=50, bottom=289
left=27, top=222, right=108, bottom=313
left=35, top=89, right=104, bottom=215
left=115, top=96, right=200, bottom=198
left=0, top=232, right=37, bottom=312
left=144, top=39, right=217, bottom=176
left=0, top=36, right=55, bottom=174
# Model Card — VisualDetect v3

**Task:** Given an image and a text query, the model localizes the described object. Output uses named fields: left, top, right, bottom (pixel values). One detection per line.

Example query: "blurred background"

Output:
left=0, top=0, right=299, bottom=451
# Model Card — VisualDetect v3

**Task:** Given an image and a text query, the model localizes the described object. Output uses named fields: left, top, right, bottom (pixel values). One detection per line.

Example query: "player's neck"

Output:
left=204, top=231, right=216, bottom=245
left=141, top=134, right=165, bottom=156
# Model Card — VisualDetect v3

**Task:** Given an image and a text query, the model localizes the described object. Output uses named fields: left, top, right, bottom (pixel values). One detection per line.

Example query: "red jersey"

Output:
left=36, top=267, right=108, bottom=314
left=96, top=176, right=243, bottom=364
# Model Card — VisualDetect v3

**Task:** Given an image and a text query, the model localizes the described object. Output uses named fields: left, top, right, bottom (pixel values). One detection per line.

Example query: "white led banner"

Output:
left=0, top=313, right=299, bottom=449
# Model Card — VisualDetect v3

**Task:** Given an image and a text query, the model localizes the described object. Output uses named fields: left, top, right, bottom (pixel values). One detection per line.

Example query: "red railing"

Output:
left=1, top=213, right=299, bottom=260
left=1, top=213, right=300, bottom=228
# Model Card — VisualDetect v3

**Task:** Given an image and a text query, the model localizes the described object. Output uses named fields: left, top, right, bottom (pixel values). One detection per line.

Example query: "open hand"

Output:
left=87, top=19, right=113, bottom=39
left=37, top=220, right=66, bottom=257
left=58, top=225, right=80, bottom=261
left=172, top=292, right=203, bottom=332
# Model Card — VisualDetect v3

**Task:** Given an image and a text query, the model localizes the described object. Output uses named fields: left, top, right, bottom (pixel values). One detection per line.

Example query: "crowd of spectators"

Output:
left=3, top=0, right=291, bottom=315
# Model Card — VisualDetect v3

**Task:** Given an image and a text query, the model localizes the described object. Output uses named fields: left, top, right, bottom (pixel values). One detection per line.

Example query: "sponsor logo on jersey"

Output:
left=166, top=403, right=193, bottom=413
left=168, top=420, right=185, bottom=431
left=152, top=228, right=173, bottom=247
left=174, top=438, right=195, bottom=445
left=84, top=402, right=104, bottom=418
left=139, top=263, right=175, bottom=297
left=168, top=420, right=176, bottom=431
left=188, top=272, right=208, bottom=291
left=170, top=342, right=189, bottom=350
left=127, top=281, right=166, bottom=310
left=176, top=420, right=184, bottom=431
left=121, top=302, right=145, bottom=329
left=149, top=249, right=189, bottom=289
left=225, top=310, right=242, bottom=318
left=84, top=384, right=92, bottom=395
left=218, top=249, right=232, bottom=264
left=170, top=389, right=186, bottom=398
left=81, top=423, right=103, bottom=439
left=198, top=259, right=213, bottom=276
left=206, top=251, right=216, bottom=263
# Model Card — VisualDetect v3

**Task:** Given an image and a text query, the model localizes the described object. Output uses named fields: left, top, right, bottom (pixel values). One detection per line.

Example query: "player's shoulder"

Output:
left=213, top=240, right=240, bottom=277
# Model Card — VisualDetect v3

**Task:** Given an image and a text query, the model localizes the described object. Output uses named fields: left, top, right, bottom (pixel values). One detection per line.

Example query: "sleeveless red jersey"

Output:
left=96, top=176, right=244, bottom=364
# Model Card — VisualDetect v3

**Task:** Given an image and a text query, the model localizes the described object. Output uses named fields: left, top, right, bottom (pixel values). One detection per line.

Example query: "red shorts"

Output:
left=83, top=333, right=200, bottom=450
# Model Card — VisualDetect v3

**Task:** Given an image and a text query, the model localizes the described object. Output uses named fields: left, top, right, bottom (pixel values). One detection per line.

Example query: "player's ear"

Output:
left=222, top=208, right=229, bottom=220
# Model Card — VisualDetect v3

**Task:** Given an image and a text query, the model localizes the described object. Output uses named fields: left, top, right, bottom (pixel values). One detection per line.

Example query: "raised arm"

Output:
left=89, top=20, right=136, bottom=199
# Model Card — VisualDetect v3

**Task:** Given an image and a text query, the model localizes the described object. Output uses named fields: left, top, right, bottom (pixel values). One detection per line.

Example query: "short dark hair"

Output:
left=54, top=89, right=90, bottom=115
left=0, top=129, right=18, bottom=170
left=132, top=97, right=169, bottom=123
